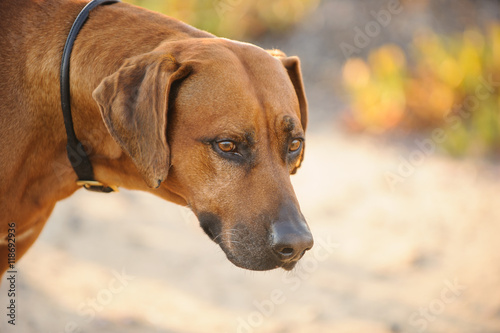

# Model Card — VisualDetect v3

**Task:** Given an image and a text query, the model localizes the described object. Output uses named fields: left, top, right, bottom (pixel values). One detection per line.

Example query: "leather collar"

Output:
left=60, top=0, right=120, bottom=193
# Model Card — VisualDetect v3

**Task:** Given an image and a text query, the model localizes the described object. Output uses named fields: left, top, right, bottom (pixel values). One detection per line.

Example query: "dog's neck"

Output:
left=64, top=2, right=203, bottom=204
left=1, top=1, right=199, bottom=226
left=53, top=1, right=197, bottom=204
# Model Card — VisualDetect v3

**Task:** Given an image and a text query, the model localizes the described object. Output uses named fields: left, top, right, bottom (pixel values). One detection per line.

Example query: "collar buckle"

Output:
left=76, top=180, right=119, bottom=193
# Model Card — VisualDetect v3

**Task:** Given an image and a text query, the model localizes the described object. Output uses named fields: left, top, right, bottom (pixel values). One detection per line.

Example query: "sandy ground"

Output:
left=1, top=128, right=500, bottom=333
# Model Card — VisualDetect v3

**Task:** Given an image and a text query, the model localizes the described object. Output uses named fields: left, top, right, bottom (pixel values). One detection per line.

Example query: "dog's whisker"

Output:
left=212, top=229, right=239, bottom=243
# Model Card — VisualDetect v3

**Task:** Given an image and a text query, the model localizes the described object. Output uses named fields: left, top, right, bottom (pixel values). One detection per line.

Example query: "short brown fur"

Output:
left=0, top=0, right=310, bottom=274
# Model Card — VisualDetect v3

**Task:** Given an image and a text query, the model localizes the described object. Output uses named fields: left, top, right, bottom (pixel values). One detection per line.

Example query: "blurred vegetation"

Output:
left=342, top=26, right=500, bottom=156
left=122, top=0, right=319, bottom=40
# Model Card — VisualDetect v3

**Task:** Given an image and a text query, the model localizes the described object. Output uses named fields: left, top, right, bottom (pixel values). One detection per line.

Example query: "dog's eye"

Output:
left=217, top=140, right=237, bottom=153
left=289, top=139, right=302, bottom=152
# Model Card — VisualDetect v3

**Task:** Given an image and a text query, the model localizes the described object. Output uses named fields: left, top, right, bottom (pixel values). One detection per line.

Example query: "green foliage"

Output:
left=342, top=26, right=500, bottom=156
left=122, top=0, right=319, bottom=39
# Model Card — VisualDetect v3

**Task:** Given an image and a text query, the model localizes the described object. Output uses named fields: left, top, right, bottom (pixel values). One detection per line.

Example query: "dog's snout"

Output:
left=271, top=221, right=313, bottom=262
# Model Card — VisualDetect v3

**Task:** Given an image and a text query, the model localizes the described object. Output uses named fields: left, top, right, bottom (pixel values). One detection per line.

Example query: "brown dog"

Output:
left=0, top=0, right=312, bottom=274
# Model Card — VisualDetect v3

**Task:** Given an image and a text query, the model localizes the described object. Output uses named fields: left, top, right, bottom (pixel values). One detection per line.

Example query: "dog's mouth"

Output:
left=196, top=210, right=312, bottom=271
left=223, top=251, right=302, bottom=271
left=201, top=224, right=216, bottom=241
left=198, top=212, right=222, bottom=242
left=197, top=214, right=278, bottom=270
left=281, top=260, right=299, bottom=271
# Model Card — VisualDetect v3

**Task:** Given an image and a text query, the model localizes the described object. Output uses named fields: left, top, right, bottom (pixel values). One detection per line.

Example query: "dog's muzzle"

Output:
left=198, top=203, right=313, bottom=271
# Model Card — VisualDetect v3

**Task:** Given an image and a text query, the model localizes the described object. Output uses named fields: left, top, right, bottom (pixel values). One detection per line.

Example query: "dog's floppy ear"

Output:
left=280, top=56, right=308, bottom=133
left=270, top=51, right=308, bottom=174
left=93, top=53, right=191, bottom=188
left=269, top=51, right=308, bottom=132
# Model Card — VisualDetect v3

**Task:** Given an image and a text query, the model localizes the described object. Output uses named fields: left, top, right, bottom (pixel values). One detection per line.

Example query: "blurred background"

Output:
left=2, top=0, right=500, bottom=332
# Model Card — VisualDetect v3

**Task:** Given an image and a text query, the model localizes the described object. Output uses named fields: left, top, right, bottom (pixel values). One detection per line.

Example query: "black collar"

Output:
left=60, top=0, right=120, bottom=193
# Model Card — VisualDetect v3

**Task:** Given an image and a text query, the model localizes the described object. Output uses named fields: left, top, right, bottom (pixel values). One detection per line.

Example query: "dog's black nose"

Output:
left=271, top=219, right=313, bottom=262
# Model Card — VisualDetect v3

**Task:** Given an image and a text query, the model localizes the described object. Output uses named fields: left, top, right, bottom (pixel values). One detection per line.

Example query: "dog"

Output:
left=0, top=0, right=312, bottom=275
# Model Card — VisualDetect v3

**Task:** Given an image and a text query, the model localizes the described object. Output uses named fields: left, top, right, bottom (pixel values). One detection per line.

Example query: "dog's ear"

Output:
left=93, top=53, right=191, bottom=188
left=270, top=52, right=308, bottom=174
left=269, top=51, right=308, bottom=132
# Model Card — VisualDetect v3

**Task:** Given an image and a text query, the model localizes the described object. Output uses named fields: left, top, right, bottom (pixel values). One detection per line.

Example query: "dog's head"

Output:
left=93, top=38, right=312, bottom=271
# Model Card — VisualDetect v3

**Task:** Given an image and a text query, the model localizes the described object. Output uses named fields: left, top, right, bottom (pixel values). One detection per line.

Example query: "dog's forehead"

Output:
left=175, top=40, right=301, bottom=132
